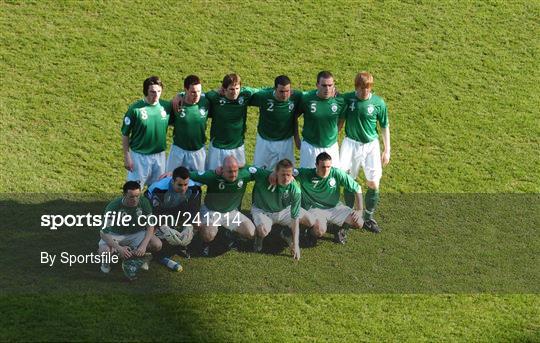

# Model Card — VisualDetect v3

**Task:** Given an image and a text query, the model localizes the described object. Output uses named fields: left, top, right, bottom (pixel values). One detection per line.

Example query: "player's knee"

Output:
left=257, top=225, right=270, bottom=238
left=300, top=214, right=316, bottom=227
left=98, top=245, right=110, bottom=254
left=346, top=212, right=363, bottom=229
left=367, top=180, right=379, bottom=190
left=313, top=220, right=326, bottom=237
left=240, top=220, right=256, bottom=239
left=201, top=226, right=218, bottom=242
left=149, top=236, right=162, bottom=252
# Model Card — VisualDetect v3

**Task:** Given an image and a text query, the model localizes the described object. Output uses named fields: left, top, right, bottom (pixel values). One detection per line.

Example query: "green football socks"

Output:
left=363, top=188, right=379, bottom=221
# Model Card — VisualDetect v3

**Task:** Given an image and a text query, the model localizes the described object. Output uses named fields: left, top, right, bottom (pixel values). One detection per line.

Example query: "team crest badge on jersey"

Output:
left=367, top=104, right=375, bottom=115
left=136, top=208, right=143, bottom=217
left=238, top=97, right=244, bottom=105
left=293, top=169, right=299, bottom=177
left=289, top=102, right=294, bottom=111
left=248, top=166, right=257, bottom=174
left=140, top=108, right=148, bottom=120
left=161, top=109, right=167, bottom=118
left=329, top=177, right=336, bottom=187
left=124, top=117, right=131, bottom=125
left=237, top=180, right=244, bottom=188
left=331, top=103, right=338, bottom=113
left=199, top=108, right=207, bottom=117
left=219, top=99, right=226, bottom=105
left=282, top=190, right=289, bottom=199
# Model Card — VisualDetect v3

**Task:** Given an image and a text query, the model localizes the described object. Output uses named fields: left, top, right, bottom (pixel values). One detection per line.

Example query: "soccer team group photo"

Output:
left=106, top=70, right=391, bottom=280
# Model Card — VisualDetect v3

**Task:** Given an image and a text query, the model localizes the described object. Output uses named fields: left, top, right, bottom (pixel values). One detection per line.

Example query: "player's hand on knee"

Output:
left=351, top=210, right=363, bottom=227
left=133, top=245, right=146, bottom=257
left=118, top=246, right=132, bottom=259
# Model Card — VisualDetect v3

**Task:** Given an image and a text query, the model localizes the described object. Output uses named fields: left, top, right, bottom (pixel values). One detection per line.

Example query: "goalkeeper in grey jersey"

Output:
left=145, top=166, right=201, bottom=261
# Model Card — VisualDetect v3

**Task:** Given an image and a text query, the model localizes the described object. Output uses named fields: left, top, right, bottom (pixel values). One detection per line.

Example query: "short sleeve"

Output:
left=121, top=107, right=135, bottom=136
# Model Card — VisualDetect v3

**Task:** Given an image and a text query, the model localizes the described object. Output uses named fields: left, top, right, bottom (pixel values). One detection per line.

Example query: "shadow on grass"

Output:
left=1, top=193, right=539, bottom=295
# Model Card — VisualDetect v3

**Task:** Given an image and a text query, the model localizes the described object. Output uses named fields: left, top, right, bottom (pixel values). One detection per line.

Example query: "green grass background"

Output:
left=1, top=1, right=539, bottom=341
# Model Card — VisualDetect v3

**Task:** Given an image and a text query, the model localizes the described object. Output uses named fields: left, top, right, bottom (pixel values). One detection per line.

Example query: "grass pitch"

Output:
left=1, top=1, right=539, bottom=341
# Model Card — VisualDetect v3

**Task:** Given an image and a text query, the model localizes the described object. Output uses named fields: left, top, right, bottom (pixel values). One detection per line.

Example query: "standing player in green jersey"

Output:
left=189, top=156, right=256, bottom=256
left=204, top=73, right=259, bottom=170
left=295, top=152, right=365, bottom=245
left=251, top=159, right=313, bottom=259
left=249, top=75, right=302, bottom=170
left=167, top=75, right=209, bottom=173
left=98, top=181, right=162, bottom=280
left=295, top=71, right=346, bottom=168
left=122, top=76, right=172, bottom=188
left=339, top=72, right=390, bottom=233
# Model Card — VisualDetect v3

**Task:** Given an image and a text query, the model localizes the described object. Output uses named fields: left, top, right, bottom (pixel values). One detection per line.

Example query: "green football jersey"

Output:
left=189, top=167, right=255, bottom=212
left=295, top=167, right=360, bottom=209
left=206, top=87, right=259, bottom=149
left=171, top=96, right=209, bottom=151
left=121, top=99, right=171, bottom=154
left=249, top=88, right=302, bottom=141
left=297, top=90, right=346, bottom=148
left=342, top=92, right=388, bottom=143
left=251, top=168, right=301, bottom=218
left=102, top=196, right=152, bottom=235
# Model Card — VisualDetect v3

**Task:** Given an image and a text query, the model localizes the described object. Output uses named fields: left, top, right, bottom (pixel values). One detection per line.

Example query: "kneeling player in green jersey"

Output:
left=251, top=159, right=314, bottom=260
left=248, top=75, right=302, bottom=170
left=189, top=155, right=256, bottom=256
left=166, top=75, right=209, bottom=173
left=122, top=76, right=172, bottom=188
left=339, top=72, right=390, bottom=233
left=98, top=181, right=162, bottom=280
left=295, top=71, right=346, bottom=169
left=295, top=152, right=365, bottom=245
